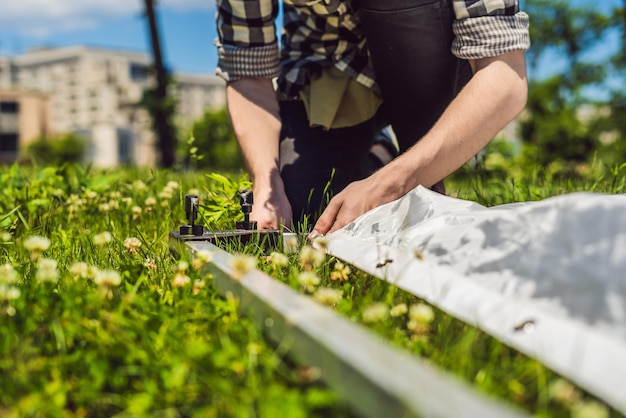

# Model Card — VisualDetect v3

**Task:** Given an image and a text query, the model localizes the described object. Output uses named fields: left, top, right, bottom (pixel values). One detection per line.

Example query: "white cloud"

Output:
left=0, top=0, right=214, bottom=38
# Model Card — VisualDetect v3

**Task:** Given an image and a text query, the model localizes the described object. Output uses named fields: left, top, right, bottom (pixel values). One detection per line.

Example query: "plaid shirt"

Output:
left=215, top=0, right=530, bottom=98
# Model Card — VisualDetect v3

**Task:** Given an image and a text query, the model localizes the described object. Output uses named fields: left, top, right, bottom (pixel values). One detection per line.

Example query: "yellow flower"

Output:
left=329, top=260, right=351, bottom=282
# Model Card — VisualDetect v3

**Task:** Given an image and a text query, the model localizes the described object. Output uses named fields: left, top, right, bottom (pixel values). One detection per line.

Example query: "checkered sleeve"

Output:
left=215, top=0, right=281, bottom=81
left=451, top=0, right=530, bottom=60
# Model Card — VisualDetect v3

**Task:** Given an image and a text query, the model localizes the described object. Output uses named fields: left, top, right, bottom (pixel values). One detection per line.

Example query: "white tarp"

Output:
left=326, top=186, right=626, bottom=413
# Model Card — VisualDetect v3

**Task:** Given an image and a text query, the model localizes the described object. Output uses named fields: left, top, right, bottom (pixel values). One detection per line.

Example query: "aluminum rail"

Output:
left=186, top=240, right=527, bottom=418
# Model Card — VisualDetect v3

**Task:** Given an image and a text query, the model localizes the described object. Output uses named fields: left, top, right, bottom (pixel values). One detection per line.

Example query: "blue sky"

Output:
left=0, top=0, right=622, bottom=78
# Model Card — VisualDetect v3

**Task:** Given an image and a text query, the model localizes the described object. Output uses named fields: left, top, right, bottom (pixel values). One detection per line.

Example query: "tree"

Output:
left=520, top=0, right=617, bottom=165
left=181, top=108, right=245, bottom=172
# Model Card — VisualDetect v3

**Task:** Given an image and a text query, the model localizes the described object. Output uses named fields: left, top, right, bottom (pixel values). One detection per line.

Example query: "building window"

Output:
left=0, top=101, right=19, bottom=135
left=0, top=133, right=18, bottom=154
left=129, top=63, right=149, bottom=82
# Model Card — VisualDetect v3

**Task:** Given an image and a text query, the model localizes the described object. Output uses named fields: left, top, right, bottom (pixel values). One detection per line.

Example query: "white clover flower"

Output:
left=283, top=234, right=299, bottom=254
left=132, top=206, right=143, bottom=220
left=24, top=236, right=51, bottom=252
left=86, top=191, right=98, bottom=200
left=362, top=303, right=389, bottom=323
left=166, top=181, right=179, bottom=190
left=93, top=270, right=122, bottom=287
left=229, top=254, right=257, bottom=279
left=36, top=258, right=59, bottom=284
left=176, top=261, right=189, bottom=273
left=269, top=252, right=289, bottom=269
left=121, top=197, right=133, bottom=206
left=133, top=180, right=147, bottom=191
left=109, top=191, right=122, bottom=199
left=549, top=378, right=581, bottom=406
left=311, top=235, right=329, bottom=251
left=124, top=237, right=142, bottom=254
left=144, top=257, right=157, bottom=271
left=0, top=264, right=19, bottom=284
left=187, top=188, right=200, bottom=196
left=93, top=231, right=112, bottom=246
left=390, top=303, right=408, bottom=317
left=298, top=246, right=326, bottom=270
left=98, top=203, right=111, bottom=213
left=108, top=200, right=120, bottom=210
left=172, top=273, right=191, bottom=288
left=572, top=401, right=609, bottom=418
left=144, top=197, right=157, bottom=207
left=192, top=279, right=206, bottom=295
left=297, top=271, right=320, bottom=292
left=69, top=262, right=90, bottom=279
left=408, top=303, right=435, bottom=324
left=313, top=287, right=342, bottom=306
left=192, top=250, right=213, bottom=269
left=0, top=285, right=21, bottom=301
left=158, top=190, right=173, bottom=200
left=0, top=231, right=12, bottom=242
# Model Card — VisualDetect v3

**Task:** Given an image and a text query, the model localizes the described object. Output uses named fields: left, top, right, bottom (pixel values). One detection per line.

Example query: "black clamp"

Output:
left=236, top=190, right=257, bottom=231
left=179, top=194, right=204, bottom=236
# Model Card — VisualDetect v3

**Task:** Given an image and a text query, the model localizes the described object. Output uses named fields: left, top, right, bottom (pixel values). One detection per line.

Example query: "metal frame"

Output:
left=185, top=240, right=527, bottom=418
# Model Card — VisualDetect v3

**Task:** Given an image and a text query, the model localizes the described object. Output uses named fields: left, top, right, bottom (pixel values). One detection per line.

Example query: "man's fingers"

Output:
left=311, top=198, right=342, bottom=237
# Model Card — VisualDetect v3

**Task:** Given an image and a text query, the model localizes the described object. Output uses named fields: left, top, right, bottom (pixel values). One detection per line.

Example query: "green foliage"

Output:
left=521, top=0, right=626, bottom=164
left=181, top=108, right=245, bottom=172
left=27, top=133, right=86, bottom=165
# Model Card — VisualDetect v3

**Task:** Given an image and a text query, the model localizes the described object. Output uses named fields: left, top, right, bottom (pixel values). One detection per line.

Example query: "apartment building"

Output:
left=0, top=45, right=225, bottom=167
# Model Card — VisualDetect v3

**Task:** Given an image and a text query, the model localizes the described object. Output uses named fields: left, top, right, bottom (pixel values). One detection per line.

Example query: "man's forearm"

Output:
left=389, top=50, right=528, bottom=191
left=226, top=78, right=282, bottom=187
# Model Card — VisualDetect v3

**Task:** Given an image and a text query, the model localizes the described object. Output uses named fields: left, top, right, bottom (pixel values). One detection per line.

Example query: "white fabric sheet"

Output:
left=326, top=186, right=626, bottom=413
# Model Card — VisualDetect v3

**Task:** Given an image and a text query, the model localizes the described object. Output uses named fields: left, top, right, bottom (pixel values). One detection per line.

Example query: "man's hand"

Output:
left=250, top=175, right=293, bottom=230
left=312, top=165, right=406, bottom=235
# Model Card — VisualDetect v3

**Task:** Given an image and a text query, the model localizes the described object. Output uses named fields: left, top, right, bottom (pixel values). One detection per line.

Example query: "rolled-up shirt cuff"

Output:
left=452, top=12, right=530, bottom=60
left=215, top=41, right=281, bottom=81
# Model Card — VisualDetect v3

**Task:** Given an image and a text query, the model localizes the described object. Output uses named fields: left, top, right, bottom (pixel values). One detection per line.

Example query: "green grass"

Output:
left=1, top=155, right=624, bottom=417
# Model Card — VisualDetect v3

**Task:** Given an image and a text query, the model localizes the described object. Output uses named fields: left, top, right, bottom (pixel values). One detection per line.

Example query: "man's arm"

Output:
left=226, top=78, right=292, bottom=229
left=312, top=49, right=528, bottom=235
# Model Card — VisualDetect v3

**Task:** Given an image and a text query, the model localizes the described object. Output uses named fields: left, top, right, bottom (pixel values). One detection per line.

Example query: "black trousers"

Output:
left=279, top=0, right=471, bottom=225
